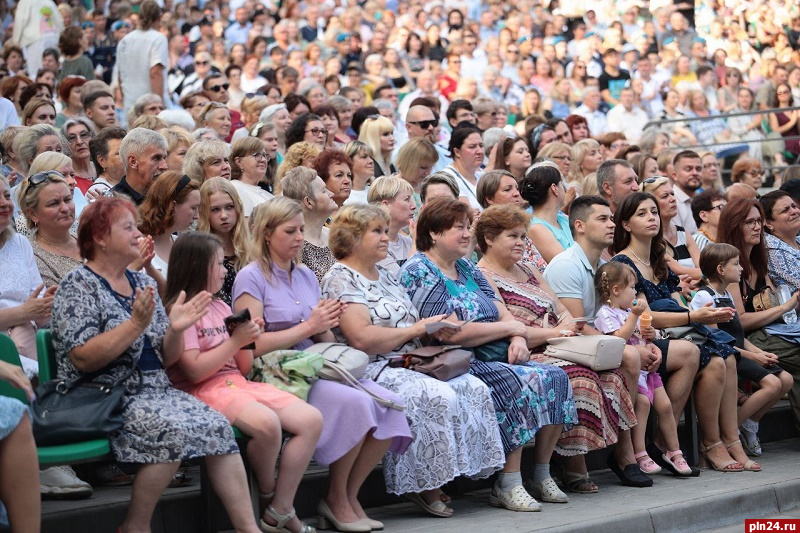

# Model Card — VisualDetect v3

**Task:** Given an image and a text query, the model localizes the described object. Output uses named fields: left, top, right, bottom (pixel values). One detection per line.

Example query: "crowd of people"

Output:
left=2, top=0, right=800, bottom=531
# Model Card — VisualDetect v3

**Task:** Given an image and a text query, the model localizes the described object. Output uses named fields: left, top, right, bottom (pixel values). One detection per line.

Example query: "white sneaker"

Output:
left=40, top=465, right=93, bottom=499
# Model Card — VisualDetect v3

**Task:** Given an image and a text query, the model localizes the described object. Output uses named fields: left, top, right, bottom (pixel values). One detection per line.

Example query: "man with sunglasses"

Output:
left=202, top=73, right=243, bottom=142
left=402, top=105, right=452, bottom=172
left=116, top=0, right=169, bottom=113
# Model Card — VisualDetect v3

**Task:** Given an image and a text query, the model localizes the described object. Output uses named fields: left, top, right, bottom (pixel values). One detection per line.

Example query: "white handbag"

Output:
left=304, top=343, right=404, bottom=411
left=544, top=335, right=625, bottom=372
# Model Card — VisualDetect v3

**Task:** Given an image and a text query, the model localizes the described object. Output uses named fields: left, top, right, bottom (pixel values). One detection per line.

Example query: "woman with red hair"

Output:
left=56, top=75, right=87, bottom=128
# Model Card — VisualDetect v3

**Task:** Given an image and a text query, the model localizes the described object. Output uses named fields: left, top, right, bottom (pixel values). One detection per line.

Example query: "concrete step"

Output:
left=40, top=402, right=800, bottom=533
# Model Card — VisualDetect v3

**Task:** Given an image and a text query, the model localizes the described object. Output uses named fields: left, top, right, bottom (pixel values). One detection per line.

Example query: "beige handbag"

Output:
left=544, top=335, right=625, bottom=372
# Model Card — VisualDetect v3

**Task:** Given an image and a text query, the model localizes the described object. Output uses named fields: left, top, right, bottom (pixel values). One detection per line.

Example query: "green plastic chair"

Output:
left=0, top=333, right=29, bottom=404
left=33, top=329, right=112, bottom=465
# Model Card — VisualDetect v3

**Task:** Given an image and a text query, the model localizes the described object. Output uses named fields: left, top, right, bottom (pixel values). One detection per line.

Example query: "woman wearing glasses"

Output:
left=199, top=102, right=232, bottom=141
left=62, top=118, right=97, bottom=192
left=285, top=113, right=328, bottom=151
left=229, top=137, right=274, bottom=217
left=730, top=158, right=766, bottom=191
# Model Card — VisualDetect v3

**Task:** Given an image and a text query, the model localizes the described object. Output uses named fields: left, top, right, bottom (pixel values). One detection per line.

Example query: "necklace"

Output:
left=627, top=247, right=651, bottom=266
left=38, top=233, right=77, bottom=255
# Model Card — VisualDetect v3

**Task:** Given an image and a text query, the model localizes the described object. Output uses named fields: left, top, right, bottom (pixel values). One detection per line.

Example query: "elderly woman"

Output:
left=699, top=152, right=724, bottom=192
left=11, top=125, right=68, bottom=175
left=311, top=105, right=340, bottom=149
left=312, top=149, right=353, bottom=208
left=229, top=137, right=273, bottom=217
left=182, top=139, right=232, bottom=183
left=442, top=126, right=484, bottom=212
left=198, top=102, right=232, bottom=141
left=260, top=103, right=293, bottom=156
left=15, top=152, right=86, bottom=233
left=477, top=170, right=548, bottom=273
left=88, top=127, right=127, bottom=199
left=282, top=167, right=340, bottom=282
left=641, top=177, right=702, bottom=279
left=691, top=189, right=727, bottom=251
left=62, top=117, right=97, bottom=188
left=612, top=192, right=750, bottom=472
left=476, top=203, right=640, bottom=494
left=715, top=197, right=800, bottom=449
left=138, top=171, right=200, bottom=279
left=538, top=142, right=572, bottom=180
left=285, top=113, right=328, bottom=151
left=327, top=95, right=355, bottom=144
left=522, top=165, right=573, bottom=263
left=730, top=157, right=766, bottom=191
left=399, top=197, right=576, bottom=511
left=728, top=87, right=766, bottom=164
left=232, top=94, right=269, bottom=141
left=21, top=98, right=56, bottom=127
left=340, top=141, right=374, bottom=205
left=761, top=190, right=800, bottom=293
left=233, top=197, right=411, bottom=532
left=160, top=126, right=195, bottom=173
left=490, top=137, right=532, bottom=183
left=53, top=197, right=261, bottom=533
left=394, top=138, right=437, bottom=206
left=358, top=115, right=395, bottom=178
left=321, top=202, right=504, bottom=517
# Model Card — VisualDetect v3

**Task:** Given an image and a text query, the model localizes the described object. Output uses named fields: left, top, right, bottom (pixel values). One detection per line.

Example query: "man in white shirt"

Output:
left=635, top=56, right=664, bottom=117
left=606, top=88, right=649, bottom=143
left=670, top=150, right=703, bottom=234
left=573, top=87, right=608, bottom=137
left=223, top=7, right=251, bottom=44
left=460, top=32, right=487, bottom=82
left=116, top=0, right=169, bottom=112
left=0, top=97, right=20, bottom=129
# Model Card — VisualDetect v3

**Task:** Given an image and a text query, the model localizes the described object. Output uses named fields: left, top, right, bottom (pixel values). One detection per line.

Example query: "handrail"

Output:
left=645, top=105, right=800, bottom=129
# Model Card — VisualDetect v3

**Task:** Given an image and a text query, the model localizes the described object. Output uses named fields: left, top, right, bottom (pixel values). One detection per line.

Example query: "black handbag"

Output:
left=31, top=358, right=140, bottom=446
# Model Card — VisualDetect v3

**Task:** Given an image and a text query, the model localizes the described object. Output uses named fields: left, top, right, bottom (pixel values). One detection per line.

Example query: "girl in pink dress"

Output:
left=165, top=231, right=322, bottom=533
left=594, top=262, right=692, bottom=477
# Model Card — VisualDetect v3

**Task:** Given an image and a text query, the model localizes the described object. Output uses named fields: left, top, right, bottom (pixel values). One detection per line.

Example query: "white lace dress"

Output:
left=321, top=262, right=504, bottom=495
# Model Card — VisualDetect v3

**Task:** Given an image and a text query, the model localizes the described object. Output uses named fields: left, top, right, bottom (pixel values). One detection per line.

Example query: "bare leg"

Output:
left=234, top=403, right=283, bottom=496
left=631, top=394, right=651, bottom=455
left=347, top=434, right=392, bottom=520
left=653, top=388, right=681, bottom=453
left=620, top=346, right=641, bottom=403
left=664, top=341, right=699, bottom=422
left=326, top=437, right=364, bottom=524
left=0, top=414, right=39, bottom=533
left=694, top=358, right=737, bottom=467
left=122, top=462, right=180, bottom=533
left=613, top=429, right=636, bottom=467
left=719, top=358, right=751, bottom=466
left=204, top=453, right=260, bottom=533
left=738, top=373, right=787, bottom=423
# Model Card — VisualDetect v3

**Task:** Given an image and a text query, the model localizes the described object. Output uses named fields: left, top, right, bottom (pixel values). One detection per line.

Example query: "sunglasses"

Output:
left=25, top=170, right=65, bottom=196
left=305, top=127, right=328, bottom=136
left=209, top=83, right=230, bottom=92
left=195, top=60, right=210, bottom=66
left=408, top=119, right=438, bottom=129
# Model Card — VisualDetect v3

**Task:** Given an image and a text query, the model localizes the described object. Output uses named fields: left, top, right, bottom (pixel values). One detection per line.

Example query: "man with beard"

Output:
left=109, top=128, right=169, bottom=205
left=671, top=150, right=703, bottom=234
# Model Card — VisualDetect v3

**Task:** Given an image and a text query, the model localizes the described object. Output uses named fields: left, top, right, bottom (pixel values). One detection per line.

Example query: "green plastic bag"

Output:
left=248, top=350, right=323, bottom=400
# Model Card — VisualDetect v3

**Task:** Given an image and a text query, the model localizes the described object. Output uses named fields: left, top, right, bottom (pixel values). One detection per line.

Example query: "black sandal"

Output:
left=606, top=454, right=653, bottom=487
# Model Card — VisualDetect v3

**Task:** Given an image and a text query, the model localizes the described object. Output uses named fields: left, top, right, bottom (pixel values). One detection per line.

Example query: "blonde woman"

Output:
left=232, top=94, right=270, bottom=141
left=160, top=126, right=195, bottom=172
left=197, top=177, right=251, bottom=305
left=229, top=137, right=274, bottom=217
left=358, top=115, right=396, bottom=178
left=182, top=139, right=232, bottom=182
left=537, top=142, right=572, bottom=180
left=394, top=138, right=439, bottom=205
left=543, top=78, right=573, bottom=120
left=567, top=139, right=603, bottom=188
left=342, top=141, right=375, bottom=205
left=198, top=102, right=232, bottom=140
left=273, top=142, right=322, bottom=195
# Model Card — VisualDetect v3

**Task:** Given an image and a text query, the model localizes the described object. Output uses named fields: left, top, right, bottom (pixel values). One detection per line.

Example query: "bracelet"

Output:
left=686, top=310, right=691, bottom=325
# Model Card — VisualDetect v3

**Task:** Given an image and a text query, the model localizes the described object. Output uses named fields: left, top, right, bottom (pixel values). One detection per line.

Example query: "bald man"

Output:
left=394, top=105, right=452, bottom=172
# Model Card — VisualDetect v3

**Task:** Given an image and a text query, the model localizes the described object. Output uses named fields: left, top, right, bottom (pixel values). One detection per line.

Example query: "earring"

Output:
left=432, top=239, right=437, bottom=244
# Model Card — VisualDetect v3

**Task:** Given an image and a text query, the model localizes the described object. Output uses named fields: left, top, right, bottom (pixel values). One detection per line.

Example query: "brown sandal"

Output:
left=725, top=441, right=761, bottom=472
left=700, top=441, right=744, bottom=472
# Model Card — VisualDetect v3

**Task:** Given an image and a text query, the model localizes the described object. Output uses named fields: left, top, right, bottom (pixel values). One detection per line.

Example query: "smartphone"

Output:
left=224, top=308, right=255, bottom=349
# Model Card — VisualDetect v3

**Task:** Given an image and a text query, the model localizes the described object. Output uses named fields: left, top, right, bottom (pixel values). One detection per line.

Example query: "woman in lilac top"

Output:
left=233, top=197, right=411, bottom=532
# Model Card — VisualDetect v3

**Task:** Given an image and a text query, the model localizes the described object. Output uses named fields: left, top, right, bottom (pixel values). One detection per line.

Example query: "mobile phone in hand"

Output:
left=224, top=308, right=255, bottom=349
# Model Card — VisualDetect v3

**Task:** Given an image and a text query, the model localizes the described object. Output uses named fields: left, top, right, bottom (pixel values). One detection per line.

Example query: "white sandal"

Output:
left=525, top=477, right=569, bottom=503
left=260, top=506, right=316, bottom=533
left=488, top=483, right=542, bottom=512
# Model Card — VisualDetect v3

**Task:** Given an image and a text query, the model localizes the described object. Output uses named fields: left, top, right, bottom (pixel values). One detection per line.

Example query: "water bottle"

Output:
left=777, top=285, right=797, bottom=324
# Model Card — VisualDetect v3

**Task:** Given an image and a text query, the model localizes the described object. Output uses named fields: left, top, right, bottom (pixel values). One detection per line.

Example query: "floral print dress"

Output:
left=321, top=262, right=504, bottom=495
left=399, top=252, right=577, bottom=453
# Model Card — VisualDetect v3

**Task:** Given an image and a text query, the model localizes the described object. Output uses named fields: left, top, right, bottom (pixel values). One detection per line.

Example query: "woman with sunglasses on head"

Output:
left=15, top=152, right=86, bottom=234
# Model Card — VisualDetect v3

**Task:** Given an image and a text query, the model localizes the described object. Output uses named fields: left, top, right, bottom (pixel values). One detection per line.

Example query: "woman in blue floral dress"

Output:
left=399, top=197, right=577, bottom=512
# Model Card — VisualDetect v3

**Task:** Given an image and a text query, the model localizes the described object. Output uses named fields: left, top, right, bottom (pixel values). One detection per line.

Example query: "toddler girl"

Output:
left=594, top=262, right=693, bottom=476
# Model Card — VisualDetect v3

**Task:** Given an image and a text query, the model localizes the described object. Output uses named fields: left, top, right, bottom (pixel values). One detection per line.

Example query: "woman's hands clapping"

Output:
left=130, top=286, right=156, bottom=332
left=129, top=236, right=155, bottom=272
left=169, top=290, right=213, bottom=333
left=306, top=298, right=346, bottom=335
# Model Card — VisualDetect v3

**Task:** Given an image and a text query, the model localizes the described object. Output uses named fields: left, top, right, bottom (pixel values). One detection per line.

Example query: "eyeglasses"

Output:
left=550, top=154, right=570, bottom=161
left=305, top=127, right=328, bottom=136
left=195, top=60, right=210, bottom=66
left=777, top=90, right=791, bottom=96
left=747, top=169, right=765, bottom=176
left=67, top=130, right=92, bottom=143
left=408, top=119, right=438, bottom=129
left=709, top=204, right=726, bottom=212
left=250, top=151, right=269, bottom=160
left=703, top=162, right=720, bottom=169
left=209, top=83, right=230, bottom=92
left=744, top=218, right=763, bottom=229
left=25, top=170, right=64, bottom=196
